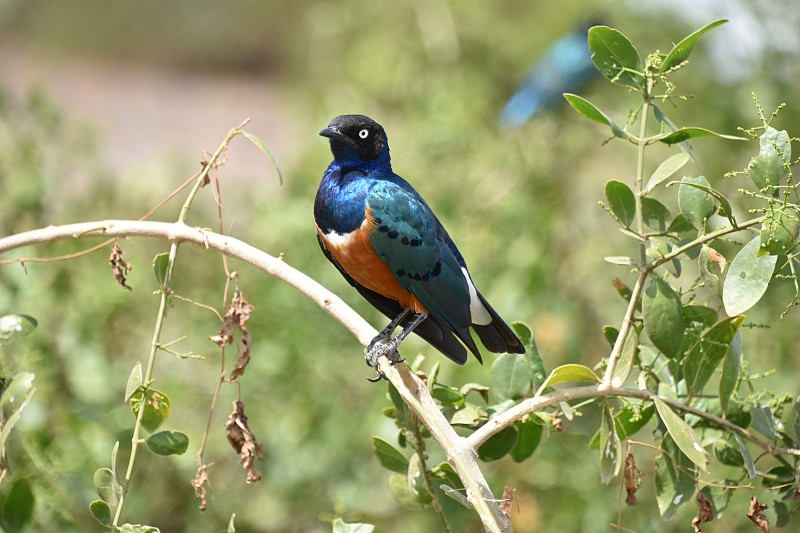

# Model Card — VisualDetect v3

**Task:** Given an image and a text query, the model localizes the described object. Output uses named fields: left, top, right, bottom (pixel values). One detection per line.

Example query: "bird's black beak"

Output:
left=319, top=126, right=345, bottom=141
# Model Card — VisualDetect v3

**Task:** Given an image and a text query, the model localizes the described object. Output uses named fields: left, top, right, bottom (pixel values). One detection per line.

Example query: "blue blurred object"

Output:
left=499, top=21, right=600, bottom=129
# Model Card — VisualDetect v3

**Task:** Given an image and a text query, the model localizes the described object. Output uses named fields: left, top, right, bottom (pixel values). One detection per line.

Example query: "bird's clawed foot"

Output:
left=365, top=336, right=404, bottom=382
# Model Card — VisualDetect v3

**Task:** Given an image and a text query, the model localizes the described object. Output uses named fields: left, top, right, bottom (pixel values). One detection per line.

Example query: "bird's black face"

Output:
left=320, top=114, right=387, bottom=161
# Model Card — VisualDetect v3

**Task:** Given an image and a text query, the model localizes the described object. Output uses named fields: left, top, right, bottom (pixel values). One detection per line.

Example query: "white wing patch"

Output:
left=462, top=267, right=491, bottom=325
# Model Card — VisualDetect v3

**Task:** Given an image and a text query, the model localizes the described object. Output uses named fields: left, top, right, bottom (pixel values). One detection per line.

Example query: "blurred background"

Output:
left=1, top=0, right=799, bottom=531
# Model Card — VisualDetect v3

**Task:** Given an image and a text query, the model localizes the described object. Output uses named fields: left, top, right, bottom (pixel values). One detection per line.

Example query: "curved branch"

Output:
left=467, top=384, right=800, bottom=459
left=0, top=220, right=512, bottom=533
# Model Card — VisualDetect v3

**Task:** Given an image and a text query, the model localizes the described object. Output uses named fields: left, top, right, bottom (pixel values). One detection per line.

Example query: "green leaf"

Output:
left=431, top=383, right=464, bottom=407
left=654, top=435, right=697, bottom=519
left=682, top=305, right=718, bottom=328
left=387, top=383, right=411, bottom=428
left=758, top=204, right=800, bottom=255
left=510, top=420, right=544, bottom=463
left=723, top=236, right=777, bottom=316
left=477, top=426, right=518, bottom=462
left=406, top=453, right=432, bottom=505
left=240, top=130, right=284, bottom=185
left=0, top=314, right=38, bottom=346
left=748, top=126, right=791, bottom=193
left=713, top=437, right=744, bottom=467
left=152, top=253, right=170, bottom=288
left=678, top=176, right=716, bottom=229
left=671, top=179, right=735, bottom=224
left=611, top=328, right=637, bottom=388
left=89, top=500, right=112, bottom=527
left=749, top=406, right=778, bottom=440
left=642, top=278, right=685, bottom=358
left=587, top=26, right=643, bottom=89
left=511, top=322, right=547, bottom=389
left=490, top=352, right=531, bottom=400
left=646, top=152, right=692, bottom=193
left=125, top=361, right=143, bottom=402
left=599, top=406, right=622, bottom=484
left=698, top=245, right=725, bottom=296
left=719, top=330, right=742, bottom=415
left=129, top=387, right=171, bottom=433
left=227, top=513, right=236, bottom=533
left=653, top=105, right=695, bottom=160
left=734, top=434, right=756, bottom=479
left=119, top=524, right=161, bottom=533
left=563, top=94, right=630, bottom=139
left=653, top=397, right=707, bottom=471
left=591, top=403, right=656, bottom=449
left=605, top=180, right=636, bottom=227
left=641, top=197, right=672, bottom=232
left=332, top=518, right=375, bottom=533
left=145, top=430, right=189, bottom=456
left=0, top=373, right=35, bottom=457
left=387, top=473, right=427, bottom=511
left=661, top=20, right=727, bottom=72
left=432, top=462, right=463, bottom=491
left=1, top=478, right=34, bottom=533
left=667, top=213, right=695, bottom=234
left=93, top=467, right=121, bottom=507
left=449, top=404, right=484, bottom=427
left=684, top=316, right=745, bottom=397
left=535, top=364, right=601, bottom=396
left=658, top=127, right=747, bottom=145
left=372, top=437, right=409, bottom=474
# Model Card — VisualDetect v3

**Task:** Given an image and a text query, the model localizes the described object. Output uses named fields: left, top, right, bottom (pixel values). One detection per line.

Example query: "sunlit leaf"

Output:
left=0, top=314, right=37, bottom=347
left=653, top=398, right=707, bottom=471
left=431, top=383, right=464, bottom=407
left=387, top=473, right=427, bottom=511
left=405, top=453, right=432, bottom=505
left=587, top=26, right=643, bottom=89
left=642, top=278, right=685, bottom=358
left=658, top=127, right=746, bottom=145
left=611, top=328, right=637, bottom=388
left=661, top=20, right=727, bottom=72
left=372, top=437, right=409, bottom=474
left=332, top=518, right=375, bottom=533
left=758, top=204, right=800, bottom=256
left=563, top=94, right=630, bottom=139
left=684, top=316, right=745, bottom=397
left=118, top=524, right=161, bottom=533
left=723, top=236, right=777, bottom=316
left=646, top=152, right=691, bottom=193
left=124, top=361, right=143, bottom=402
left=93, top=467, right=121, bottom=508
left=535, top=364, right=601, bottom=396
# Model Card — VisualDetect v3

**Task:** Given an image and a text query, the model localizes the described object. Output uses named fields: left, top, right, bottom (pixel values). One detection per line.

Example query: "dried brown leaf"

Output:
left=108, top=243, right=133, bottom=291
left=499, top=486, right=516, bottom=516
left=691, top=492, right=714, bottom=532
left=747, top=496, right=769, bottom=533
left=191, top=464, right=211, bottom=511
left=552, top=415, right=563, bottom=433
left=209, top=289, right=254, bottom=380
left=225, top=400, right=264, bottom=483
left=624, top=453, right=644, bottom=506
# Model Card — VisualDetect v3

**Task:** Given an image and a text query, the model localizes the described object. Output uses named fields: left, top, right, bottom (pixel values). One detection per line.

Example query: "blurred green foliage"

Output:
left=0, top=1, right=799, bottom=532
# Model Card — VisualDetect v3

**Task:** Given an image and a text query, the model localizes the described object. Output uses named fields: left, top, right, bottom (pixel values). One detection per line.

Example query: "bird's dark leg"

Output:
left=366, top=311, right=429, bottom=382
left=366, top=308, right=412, bottom=362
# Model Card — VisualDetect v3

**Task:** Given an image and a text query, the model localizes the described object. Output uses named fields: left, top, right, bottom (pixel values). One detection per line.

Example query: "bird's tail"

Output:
left=472, top=293, right=525, bottom=354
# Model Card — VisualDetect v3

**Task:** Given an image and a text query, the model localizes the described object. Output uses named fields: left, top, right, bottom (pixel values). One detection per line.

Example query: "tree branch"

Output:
left=467, top=384, right=800, bottom=459
left=0, top=220, right=512, bottom=533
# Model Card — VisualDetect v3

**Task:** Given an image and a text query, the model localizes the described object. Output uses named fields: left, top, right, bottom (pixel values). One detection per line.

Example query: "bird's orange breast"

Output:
left=317, top=210, right=426, bottom=314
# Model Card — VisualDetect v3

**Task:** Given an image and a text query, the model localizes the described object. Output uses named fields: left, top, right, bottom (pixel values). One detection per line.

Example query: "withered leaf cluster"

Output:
left=226, top=400, right=264, bottom=483
left=209, top=288, right=254, bottom=380
left=108, top=243, right=133, bottom=291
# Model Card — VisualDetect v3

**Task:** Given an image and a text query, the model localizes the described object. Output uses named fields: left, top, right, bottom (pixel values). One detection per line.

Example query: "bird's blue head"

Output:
left=320, top=114, right=391, bottom=168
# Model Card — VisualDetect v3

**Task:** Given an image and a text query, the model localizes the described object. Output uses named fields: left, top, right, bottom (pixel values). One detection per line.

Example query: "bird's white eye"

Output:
left=358, top=128, right=369, bottom=139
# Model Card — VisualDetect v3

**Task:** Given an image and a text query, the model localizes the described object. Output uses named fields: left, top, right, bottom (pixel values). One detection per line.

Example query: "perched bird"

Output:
left=314, top=114, right=524, bottom=378
left=499, top=21, right=600, bottom=129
